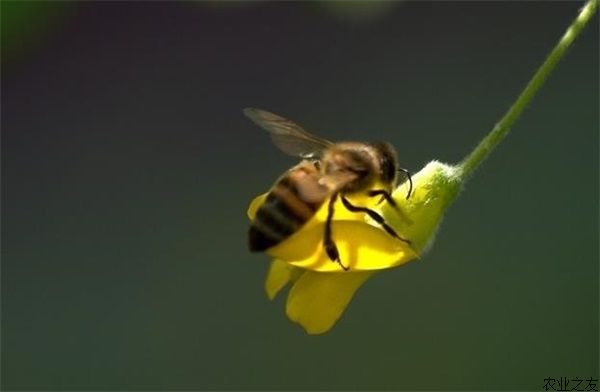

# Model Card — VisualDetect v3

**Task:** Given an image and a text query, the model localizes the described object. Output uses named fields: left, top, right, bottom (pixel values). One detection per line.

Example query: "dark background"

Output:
left=2, top=1, right=598, bottom=390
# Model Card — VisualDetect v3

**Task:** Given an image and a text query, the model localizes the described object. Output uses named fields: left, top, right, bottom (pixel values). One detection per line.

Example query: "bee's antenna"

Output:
left=398, top=168, right=413, bottom=199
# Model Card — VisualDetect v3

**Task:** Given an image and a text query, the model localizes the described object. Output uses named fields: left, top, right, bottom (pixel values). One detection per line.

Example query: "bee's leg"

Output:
left=367, top=189, right=413, bottom=224
left=341, top=195, right=412, bottom=245
left=324, top=192, right=349, bottom=271
left=367, top=189, right=396, bottom=207
left=397, top=168, right=413, bottom=199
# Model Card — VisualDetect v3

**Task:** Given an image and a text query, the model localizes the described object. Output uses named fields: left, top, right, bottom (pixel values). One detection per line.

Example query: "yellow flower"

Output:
left=248, top=160, right=462, bottom=334
left=248, top=190, right=418, bottom=272
left=242, top=0, right=599, bottom=335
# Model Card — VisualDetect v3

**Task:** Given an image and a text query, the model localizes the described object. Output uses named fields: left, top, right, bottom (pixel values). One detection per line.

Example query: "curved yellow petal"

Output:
left=267, top=220, right=417, bottom=271
left=264, top=259, right=304, bottom=300
left=248, top=192, right=418, bottom=271
left=286, top=270, right=374, bottom=335
left=247, top=193, right=268, bottom=220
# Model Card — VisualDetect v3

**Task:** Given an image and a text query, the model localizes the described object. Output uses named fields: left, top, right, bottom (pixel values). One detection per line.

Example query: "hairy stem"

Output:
left=459, top=0, right=597, bottom=179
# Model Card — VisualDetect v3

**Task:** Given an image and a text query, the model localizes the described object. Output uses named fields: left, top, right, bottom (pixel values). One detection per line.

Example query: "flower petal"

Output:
left=249, top=191, right=417, bottom=271
left=267, top=220, right=417, bottom=271
left=247, top=193, right=268, bottom=220
left=264, top=259, right=303, bottom=300
left=286, top=270, right=374, bottom=335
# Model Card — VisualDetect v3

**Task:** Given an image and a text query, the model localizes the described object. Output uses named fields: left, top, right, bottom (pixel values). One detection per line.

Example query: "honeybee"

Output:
left=245, top=108, right=412, bottom=271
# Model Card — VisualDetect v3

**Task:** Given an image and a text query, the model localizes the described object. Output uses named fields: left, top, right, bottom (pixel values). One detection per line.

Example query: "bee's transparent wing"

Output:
left=243, top=108, right=333, bottom=159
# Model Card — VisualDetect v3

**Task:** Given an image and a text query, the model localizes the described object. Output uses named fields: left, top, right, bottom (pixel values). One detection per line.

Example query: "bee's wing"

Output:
left=243, top=108, right=333, bottom=159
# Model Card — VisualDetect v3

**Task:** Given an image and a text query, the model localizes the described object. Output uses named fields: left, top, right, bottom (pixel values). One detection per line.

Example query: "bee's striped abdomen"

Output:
left=249, top=176, right=322, bottom=252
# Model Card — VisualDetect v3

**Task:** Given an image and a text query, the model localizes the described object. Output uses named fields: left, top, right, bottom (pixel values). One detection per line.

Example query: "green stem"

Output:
left=459, top=0, right=598, bottom=179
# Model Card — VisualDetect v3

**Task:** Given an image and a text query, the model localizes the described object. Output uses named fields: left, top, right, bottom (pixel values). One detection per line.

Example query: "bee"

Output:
left=245, top=108, right=412, bottom=271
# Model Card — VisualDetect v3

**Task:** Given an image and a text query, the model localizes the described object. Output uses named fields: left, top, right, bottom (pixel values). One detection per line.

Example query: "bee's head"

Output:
left=370, top=141, right=399, bottom=187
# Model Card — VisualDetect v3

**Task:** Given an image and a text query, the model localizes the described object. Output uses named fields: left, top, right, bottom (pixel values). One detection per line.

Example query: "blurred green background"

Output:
left=2, top=1, right=598, bottom=390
